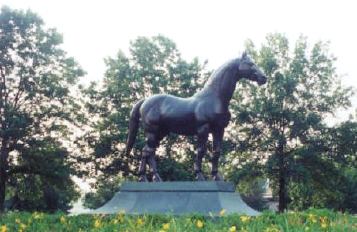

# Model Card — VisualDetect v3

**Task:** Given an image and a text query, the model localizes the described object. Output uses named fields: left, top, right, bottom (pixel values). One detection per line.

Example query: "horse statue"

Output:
left=125, top=52, right=267, bottom=182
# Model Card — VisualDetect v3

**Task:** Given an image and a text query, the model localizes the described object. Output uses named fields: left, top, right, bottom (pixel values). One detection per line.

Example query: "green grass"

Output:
left=0, top=209, right=356, bottom=232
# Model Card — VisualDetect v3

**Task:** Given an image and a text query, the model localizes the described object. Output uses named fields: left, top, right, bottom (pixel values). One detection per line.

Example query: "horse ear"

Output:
left=241, top=51, right=247, bottom=59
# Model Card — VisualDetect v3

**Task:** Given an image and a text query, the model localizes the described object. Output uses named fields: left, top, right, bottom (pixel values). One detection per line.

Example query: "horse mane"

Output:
left=201, top=58, right=240, bottom=94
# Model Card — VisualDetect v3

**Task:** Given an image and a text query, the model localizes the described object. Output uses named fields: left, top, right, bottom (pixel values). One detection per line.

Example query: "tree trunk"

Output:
left=0, top=66, right=7, bottom=213
left=0, top=146, right=8, bottom=213
left=278, top=162, right=287, bottom=212
left=277, top=143, right=287, bottom=213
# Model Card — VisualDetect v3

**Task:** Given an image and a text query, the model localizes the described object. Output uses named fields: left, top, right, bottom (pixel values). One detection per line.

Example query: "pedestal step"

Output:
left=91, top=181, right=259, bottom=216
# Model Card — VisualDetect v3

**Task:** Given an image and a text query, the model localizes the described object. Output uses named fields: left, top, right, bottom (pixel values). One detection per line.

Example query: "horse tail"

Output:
left=125, top=99, right=144, bottom=156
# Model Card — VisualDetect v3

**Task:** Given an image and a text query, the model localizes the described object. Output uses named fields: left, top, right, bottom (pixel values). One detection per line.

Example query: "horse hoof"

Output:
left=195, top=172, right=206, bottom=181
left=212, top=173, right=224, bottom=181
left=138, top=175, right=148, bottom=182
left=153, top=174, right=162, bottom=182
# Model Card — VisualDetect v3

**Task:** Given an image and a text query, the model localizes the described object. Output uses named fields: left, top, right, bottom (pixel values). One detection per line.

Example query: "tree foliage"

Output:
left=0, top=6, right=84, bottom=212
left=230, top=33, right=355, bottom=212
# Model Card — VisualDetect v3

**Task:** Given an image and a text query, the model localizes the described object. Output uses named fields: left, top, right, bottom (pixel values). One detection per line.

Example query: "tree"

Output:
left=232, top=33, right=354, bottom=212
left=6, top=137, right=80, bottom=212
left=287, top=119, right=357, bottom=213
left=82, top=35, right=209, bottom=207
left=0, top=6, right=84, bottom=212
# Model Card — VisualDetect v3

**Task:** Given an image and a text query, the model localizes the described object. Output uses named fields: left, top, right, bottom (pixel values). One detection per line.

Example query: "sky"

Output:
left=1, top=0, right=356, bottom=114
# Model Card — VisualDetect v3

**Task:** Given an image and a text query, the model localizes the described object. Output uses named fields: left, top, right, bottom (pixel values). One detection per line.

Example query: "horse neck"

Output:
left=199, top=60, right=239, bottom=110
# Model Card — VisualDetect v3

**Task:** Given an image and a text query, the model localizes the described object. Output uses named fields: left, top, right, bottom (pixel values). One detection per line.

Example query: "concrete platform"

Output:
left=91, top=181, right=259, bottom=216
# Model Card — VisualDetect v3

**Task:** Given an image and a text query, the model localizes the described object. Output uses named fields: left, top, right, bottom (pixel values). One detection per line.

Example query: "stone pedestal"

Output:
left=92, top=181, right=259, bottom=216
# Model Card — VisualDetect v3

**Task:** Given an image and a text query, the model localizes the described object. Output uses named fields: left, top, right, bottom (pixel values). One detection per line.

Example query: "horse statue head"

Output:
left=238, top=52, right=267, bottom=85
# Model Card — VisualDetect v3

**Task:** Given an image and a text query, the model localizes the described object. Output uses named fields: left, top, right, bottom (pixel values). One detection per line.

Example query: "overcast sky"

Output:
left=2, top=0, right=357, bottom=118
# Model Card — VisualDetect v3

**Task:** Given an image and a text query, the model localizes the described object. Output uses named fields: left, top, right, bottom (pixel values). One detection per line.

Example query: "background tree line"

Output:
left=0, top=6, right=356, bottom=213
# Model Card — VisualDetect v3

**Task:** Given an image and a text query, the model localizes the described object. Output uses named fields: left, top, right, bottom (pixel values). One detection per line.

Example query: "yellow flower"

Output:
left=20, top=224, right=26, bottom=230
left=162, top=223, right=170, bottom=230
left=32, top=212, right=43, bottom=219
left=117, top=211, right=125, bottom=223
left=240, top=215, right=250, bottom=223
left=220, top=209, right=226, bottom=216
left=1, top=225, right=7, bottom=232
left=196, top=219, right=204, bottom=228
left=94, top=219, right=101, bottom=228
left=27, top=218, right=32, bottom=224
left=117, top=211, right=125, bottom=218
left=60, top=216, right=66, bottom=224
left=308, top=214, right=317, bottom=223
left=319, top=216, right=328, bottom=228
left=112, top=219, right=119, bottom=224
left=264, top=225, right=280, bottom=232
left=229, top=225, right=237, bottom=232
left=118, top=210, right=125, bottom=215
left=137, top=218, right=144, bottom=226
left=15, top=218, right=21, bottom=224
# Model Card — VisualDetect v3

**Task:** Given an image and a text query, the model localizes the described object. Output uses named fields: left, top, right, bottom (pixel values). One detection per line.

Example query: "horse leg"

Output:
left=194, top=124, right=209, bottom=181
left=144, top=132, right=162, bottom=182
left=212, top=128, right=224, bottom=181
left=138, top=155, right=148, bottom=182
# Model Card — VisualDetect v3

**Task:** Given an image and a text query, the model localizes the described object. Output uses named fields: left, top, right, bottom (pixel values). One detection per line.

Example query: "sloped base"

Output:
left=91, top=181, right=259, bottom=216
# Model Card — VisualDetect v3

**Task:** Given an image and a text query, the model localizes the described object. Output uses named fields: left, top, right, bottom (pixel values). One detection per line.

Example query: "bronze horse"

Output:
left=125, top=52, right=267, bottom=182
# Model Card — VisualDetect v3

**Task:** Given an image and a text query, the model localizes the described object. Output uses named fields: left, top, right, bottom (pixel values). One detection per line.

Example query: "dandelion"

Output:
left=219, top=209, right=226, bottom=216
left=137, top=218, right=144, bottom=226
left=162, top=223, right=170, bottom=230
left=196, top=219, right=204, bottom=228
left=0, top=225, right=7, bottom=232
left=240, top=215, right=250, bottom=223
left=229, top=225, right=237, bottom=232
left=60, top=216, right=66, bottom=224
left=94, top=219, right=101, bottom=228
